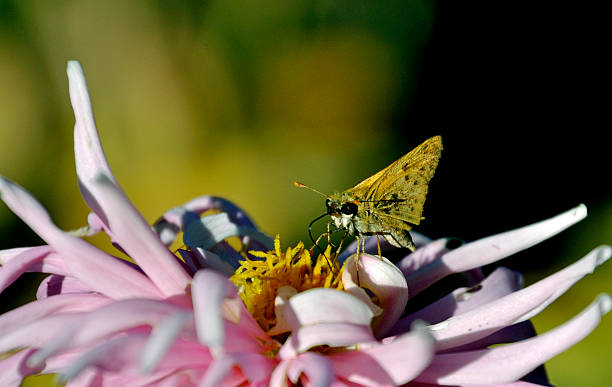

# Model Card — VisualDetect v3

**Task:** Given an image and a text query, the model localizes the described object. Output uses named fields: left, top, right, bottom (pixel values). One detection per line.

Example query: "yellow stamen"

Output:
left=230, top=235, right=343, bottom=333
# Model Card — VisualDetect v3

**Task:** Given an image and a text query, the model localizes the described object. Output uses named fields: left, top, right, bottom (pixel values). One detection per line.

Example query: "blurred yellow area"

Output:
left=0, top=1, right=609, bottom=386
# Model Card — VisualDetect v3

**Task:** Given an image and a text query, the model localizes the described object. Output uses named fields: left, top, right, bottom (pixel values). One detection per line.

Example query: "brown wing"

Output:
left=349, top=135, right=442, bottom=225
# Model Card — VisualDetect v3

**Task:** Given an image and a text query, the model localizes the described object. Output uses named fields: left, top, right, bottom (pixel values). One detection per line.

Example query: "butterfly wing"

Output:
left=349, top=135, right=442, bottom=225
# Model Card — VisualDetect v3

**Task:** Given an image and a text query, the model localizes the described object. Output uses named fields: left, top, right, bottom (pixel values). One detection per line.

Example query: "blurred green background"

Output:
left=0, top=1, right=609, bottom=386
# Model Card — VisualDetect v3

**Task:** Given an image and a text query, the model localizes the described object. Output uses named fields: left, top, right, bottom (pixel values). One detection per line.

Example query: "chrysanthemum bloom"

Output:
left=0, top=61, right=610, bottom=387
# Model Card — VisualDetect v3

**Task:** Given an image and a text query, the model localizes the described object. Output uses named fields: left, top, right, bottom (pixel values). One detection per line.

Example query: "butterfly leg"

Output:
left=355, top=236, right=361, bottom=286
left=376, top=234, right=382, bottom=258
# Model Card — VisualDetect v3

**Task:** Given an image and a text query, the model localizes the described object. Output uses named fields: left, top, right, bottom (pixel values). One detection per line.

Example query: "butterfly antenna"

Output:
left=294, top=181, right=328, bottom=198
left=308, top=212, right=334, bottom=271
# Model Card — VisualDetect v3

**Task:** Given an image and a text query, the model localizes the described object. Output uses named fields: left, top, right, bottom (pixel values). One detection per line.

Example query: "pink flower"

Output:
left=0, top=61, right=610, bottom=386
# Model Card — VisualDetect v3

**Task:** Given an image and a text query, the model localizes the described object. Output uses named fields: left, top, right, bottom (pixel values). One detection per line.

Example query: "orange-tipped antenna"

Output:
left=294, top=181, right=328, bottom=198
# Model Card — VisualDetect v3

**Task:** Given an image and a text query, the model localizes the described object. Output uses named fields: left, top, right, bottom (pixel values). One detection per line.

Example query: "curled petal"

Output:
left=407, top=204, right=587, bottom=297
left=191, top=270, right=237, bottom=356
left=279, top=323, right=376, bottom=359
left=430, top=246, right=611, bottom=350
left=267, top=286, right=298, bottom=336
left=329, top=324, right=435, bottom=386
left=287, top=352, right=334, bottom=387
left=184, top=213, right=273, bottom=251
left=0, top=176, right=162, bottom=299
left=342, top=254, right=408, bottom=337
left=154, top=196, right=259, bottom=247
left=415, top=294, right=612, bottom=385
left=286, top=287, right=375, bottom=328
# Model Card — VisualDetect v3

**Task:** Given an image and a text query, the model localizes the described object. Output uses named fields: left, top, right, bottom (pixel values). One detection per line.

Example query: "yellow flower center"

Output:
left=230, top=235, right=343, bottom=332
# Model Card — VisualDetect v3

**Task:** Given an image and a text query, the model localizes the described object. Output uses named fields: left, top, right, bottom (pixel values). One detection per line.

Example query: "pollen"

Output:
left=230, top=235, right=343, bottom=333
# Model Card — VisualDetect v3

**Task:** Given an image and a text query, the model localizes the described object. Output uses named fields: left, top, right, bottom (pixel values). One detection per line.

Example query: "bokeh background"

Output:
left=1, top=1, right=609, bottom=385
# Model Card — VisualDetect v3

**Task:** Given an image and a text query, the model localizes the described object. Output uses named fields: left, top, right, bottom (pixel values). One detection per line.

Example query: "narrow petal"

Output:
left=191, top=270, right=237, bottom=356
left=342, top=254, right=408, bottom=338
left=36, top=274, right=94, bottom=299
left=140, top=310, right=191, bottom=373
left=287, top=352, right=334, bottom=387
left=270, top=359, right=291, bottom=387
left=397, top=238, right=454, bottom=276
left=414, top=294, right=611, bottom=385
left=0, top=176, right=162, bottom=299
left=0, top=294, right=110, bottom=335
left=329, top=324, right=435, bottom=386
left=67, top=61, right=115, bottom=184
left=430, top=246, right=610, bottom=350
left=391, top=267, right=522, bottom=334
left=0, top=313, right=86, bottom=353
left=87, top=174, right=191, bottom=297
left=199, top=353, right=276, bottom=387
left=23, top=298, right=192, bottom=367
left=58, top=334, right=148, bottom=382
left=67, top=61, right=190, bottom=296
left=0, top=245, right=53, bottom=292
left=407, top=204, right=587, bottom=297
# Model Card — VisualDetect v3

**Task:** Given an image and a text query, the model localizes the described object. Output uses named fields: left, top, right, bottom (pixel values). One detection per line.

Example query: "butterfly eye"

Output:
left=340, top=202, right=358, bottom=215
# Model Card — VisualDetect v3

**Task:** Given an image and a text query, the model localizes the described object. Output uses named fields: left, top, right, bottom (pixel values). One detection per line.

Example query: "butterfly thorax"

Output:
left=326, top=192, right=371, bottom=237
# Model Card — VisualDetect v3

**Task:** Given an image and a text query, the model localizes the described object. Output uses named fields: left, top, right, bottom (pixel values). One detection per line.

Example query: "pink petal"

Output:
left=329, top=325, right=435, bottom=386
left=0, top=313, right=86, bottom=353
left=22, top=298, right=192, bottom=368
left=391, top=267, right=522, bottom=334
left=0, top=245, right=53, bottom=292
left=287, top=352, right=334, bottom=387
left=36, top=274, right=94, bottom=299
left=86, top=174, right=191, bottom=297
left=342, top=254, right=408, bottom=337
left=191, top=269, right=238, bottom=356
left=140, top=310, right=191, bottom=373
left=0, top=294, right=110, bottom=337
left=397, top=238, right=454, bottom=276
left=58, top=334, right=148, bottom=381
left=67, top=61, right=116, bottom=187
left=442, top=320, right=537, bottom=353
left=0, top=349, right=44, bottom=387
left=285, top=288, right=375, bottom=329
left=279, top=323, right=376, bottom=359
left=67, top=62, right=190, bottom=297
left=154, top=196, right=258, bottom=247
left=430, top=246, right=610, bottom=350
left=0, top=176, right=162, bottom=299
left=199, top=353, right=276, bottom=387
left=414, top=294, right=611, bottom=385
left=406, top=204, right=587, bottom=297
